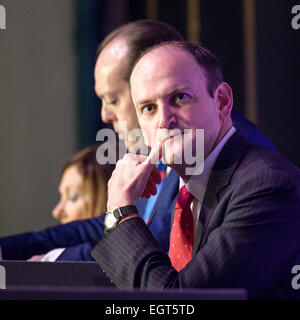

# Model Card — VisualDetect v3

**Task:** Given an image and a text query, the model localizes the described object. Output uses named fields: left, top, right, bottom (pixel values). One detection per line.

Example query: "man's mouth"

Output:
left=158, top=129, right=184, bottom=144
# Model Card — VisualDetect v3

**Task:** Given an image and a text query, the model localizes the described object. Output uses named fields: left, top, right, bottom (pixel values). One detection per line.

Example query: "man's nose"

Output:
left=101, top=104, right=117, bottom=124
left=158, top=103, right=177, bottom=129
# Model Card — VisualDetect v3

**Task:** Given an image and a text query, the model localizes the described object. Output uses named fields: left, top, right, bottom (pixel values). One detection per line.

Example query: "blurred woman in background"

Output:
left=27, top=143, right=115, bottom=261
left=52, top=144, right=113, bottom=224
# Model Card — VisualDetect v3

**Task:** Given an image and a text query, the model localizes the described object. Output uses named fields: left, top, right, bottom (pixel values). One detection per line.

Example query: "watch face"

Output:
left=105, top=212, right=117, bottom=229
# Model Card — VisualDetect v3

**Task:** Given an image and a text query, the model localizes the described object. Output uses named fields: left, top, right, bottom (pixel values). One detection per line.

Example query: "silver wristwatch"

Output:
left=104, top=205, right=138, bottom=234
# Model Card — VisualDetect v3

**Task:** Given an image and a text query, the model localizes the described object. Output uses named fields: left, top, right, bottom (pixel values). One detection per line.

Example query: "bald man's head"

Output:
left=95, top=37, right=140, bottom=148
left=94, top=20, right=184, bottom=150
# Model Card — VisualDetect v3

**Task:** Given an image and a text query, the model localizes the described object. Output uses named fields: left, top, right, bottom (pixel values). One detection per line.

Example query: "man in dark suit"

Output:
left=92, top=41, right=300, bottom=299
left=0, top=21, right=276, bottom=262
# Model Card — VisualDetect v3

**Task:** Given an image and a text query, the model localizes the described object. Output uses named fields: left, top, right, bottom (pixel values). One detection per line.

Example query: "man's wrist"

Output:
left=107, top=200, right=136, bottom=212
left=104, top=205, right=139, bottom=234
left=117, top=213, right=139, bottom=225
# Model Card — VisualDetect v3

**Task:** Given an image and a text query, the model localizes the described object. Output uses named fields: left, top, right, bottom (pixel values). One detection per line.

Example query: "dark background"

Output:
left=76, top=0, right=300, bottom=169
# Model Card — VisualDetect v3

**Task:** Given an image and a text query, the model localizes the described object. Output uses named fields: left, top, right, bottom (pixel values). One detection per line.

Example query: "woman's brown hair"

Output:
left=62, top=144, right=115, bottom=216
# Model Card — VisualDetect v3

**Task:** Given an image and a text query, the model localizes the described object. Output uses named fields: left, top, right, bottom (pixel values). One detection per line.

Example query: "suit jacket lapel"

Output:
left=192, top=178, right=217, bottom=255
left=193, top=130, right=252, bottom=254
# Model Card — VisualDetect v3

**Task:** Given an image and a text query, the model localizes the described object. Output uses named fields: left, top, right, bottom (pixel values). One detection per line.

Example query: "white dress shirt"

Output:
left=41, top=247, right=66, bottom=262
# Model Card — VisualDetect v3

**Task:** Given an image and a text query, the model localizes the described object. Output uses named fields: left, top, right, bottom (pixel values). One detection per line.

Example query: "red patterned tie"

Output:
left=169, top=185, right=194, bottom=271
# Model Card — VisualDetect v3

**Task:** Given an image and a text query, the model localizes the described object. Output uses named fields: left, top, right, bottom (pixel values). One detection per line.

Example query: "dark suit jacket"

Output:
left=0, top=169, right=179, bottom=261
left=92, top=131, right=300, bottom=299
left=231, top=110, right=276, bottom=152
left=0, top=214, right=106, bottom=260
left=58, top=170, right=179, bottom=261
left=0, top=111, right=275, bottom=261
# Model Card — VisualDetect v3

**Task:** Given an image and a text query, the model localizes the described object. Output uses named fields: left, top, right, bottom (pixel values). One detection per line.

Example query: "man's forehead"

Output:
left=95, top=37, right=128, bottom=77
left=94, top=46, right=128, bottom=96
left=131, top=45, right=196, bottom=79
left=130, top=45, right=204, bottom=88
left=101, top=37, right=128, bottom=60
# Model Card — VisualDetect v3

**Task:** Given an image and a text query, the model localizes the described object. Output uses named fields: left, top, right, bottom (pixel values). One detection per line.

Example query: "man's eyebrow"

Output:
left=135, top=86, right=191, bottom=107
left=96, top=90, right=117, bottom=100
left=135, top=98, right=153, bottom=107
left=169, top=85, right=192, bottom=94
left=94, top=88, right=103, bottom=99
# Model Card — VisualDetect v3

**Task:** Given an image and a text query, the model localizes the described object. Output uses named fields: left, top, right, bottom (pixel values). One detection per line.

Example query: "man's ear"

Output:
left=215, top=82, right=233, bottom=120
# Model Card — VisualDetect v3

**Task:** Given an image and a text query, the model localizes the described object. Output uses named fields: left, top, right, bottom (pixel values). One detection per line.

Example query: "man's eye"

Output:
left=174, top=93, right=188, bottom=102
left=142, top=105, right=155, bottom=113
left=108, top=100, right=118, bottom=106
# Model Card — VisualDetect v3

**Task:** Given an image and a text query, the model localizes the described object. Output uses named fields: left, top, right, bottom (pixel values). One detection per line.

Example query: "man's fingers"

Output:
left=150, top=166, right=161, bottom=185
left=140, top=188, right=151, bottom=199
left=140, top=175, right=158, bottom=198
left=147, top=175, right=158, bottom=195
left=119, top=149, right=162, bottom=201
left=143, top=141, right=163, bottom=165
left=122, top=152, right=147, bottom=164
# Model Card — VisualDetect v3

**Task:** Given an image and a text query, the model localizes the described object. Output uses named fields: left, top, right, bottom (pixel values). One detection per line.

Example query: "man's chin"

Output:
left=161, top=149, right=183, bottom=166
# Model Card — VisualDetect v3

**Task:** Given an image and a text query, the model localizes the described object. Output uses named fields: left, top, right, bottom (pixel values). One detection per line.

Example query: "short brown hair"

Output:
left=97, top=20, right=222, bottom=97
left=132, top=41, right=224, bottom=98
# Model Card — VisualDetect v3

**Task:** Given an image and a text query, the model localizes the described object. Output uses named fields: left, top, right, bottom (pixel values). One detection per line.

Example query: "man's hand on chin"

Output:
left=107, top=145, right=162, bottom=212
